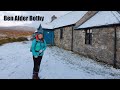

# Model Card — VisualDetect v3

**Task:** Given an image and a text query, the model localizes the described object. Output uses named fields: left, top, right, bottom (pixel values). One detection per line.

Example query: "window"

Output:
left=85, top=29, right=92, bottom=45
left=60, top=28, right=63, bottom=39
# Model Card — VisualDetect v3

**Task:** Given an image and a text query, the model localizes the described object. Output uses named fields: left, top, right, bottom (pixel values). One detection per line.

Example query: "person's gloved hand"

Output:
left=39, top=50, right=43, bottom=53
left=34, top=56, right=38, bottom=58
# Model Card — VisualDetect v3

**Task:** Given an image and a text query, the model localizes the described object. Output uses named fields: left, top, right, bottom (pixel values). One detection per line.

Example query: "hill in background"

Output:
left=0, top=26, right=36, bottom=45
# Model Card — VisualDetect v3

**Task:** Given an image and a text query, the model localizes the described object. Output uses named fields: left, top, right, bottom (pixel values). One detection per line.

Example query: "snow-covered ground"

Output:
left=0, top=41, right=120, bottom=79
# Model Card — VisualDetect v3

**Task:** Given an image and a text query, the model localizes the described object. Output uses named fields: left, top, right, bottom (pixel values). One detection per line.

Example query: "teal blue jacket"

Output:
left=31, top=39, right=47, bottom=57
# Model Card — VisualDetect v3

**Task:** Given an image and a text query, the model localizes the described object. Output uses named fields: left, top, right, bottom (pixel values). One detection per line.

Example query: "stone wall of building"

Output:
left=54, top=28, right=61, bottom=47
left=73, top=27, right=115, bottom=65
left=54, top=25, right=120, bottom=68
left=116, top=26, right=120, bottom=67
left=54, top=26, right=73, bottom=51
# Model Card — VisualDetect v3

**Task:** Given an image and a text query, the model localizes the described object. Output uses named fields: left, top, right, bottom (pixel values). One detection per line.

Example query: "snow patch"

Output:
left=41, top=11, right=87, bottom=29
left=0, top=41, right=120, bottom=79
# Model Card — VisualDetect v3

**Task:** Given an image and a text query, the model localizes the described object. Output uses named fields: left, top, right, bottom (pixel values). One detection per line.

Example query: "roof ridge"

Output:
left=114, top=11, right=120, bottom=18
left=51, top=11, right=73, bottom=22
left=75, top=11, right=99, bottom=28
left=41, top=12, right=73, bottom=26
left=111, top=11, right=120, bottom=23
left=51, top=11, right=88, bottom=28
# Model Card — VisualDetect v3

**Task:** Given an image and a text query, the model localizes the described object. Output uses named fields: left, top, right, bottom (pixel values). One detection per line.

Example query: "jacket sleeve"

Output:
left=31, top=39, right=37, bottom=56
left=42, top=39, right=47, bottom=51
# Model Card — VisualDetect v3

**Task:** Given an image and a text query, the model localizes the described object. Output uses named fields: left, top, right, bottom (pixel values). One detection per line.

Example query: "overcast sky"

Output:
left=0, top=11, right=71, bottom=28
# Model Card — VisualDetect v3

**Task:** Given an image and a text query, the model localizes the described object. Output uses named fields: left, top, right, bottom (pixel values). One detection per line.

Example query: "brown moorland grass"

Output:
left=0, top=29, right=34, bottom=45
left=0, top=37, right=29, bottom=45
left=0, top=29, right=33, bottom=39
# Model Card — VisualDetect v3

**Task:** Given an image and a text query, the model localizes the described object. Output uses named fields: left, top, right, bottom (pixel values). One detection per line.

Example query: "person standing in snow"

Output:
left=31, top=32, right=47, bottom=79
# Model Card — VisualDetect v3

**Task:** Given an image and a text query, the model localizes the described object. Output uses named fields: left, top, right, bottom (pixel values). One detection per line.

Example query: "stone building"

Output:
left=75, top=11, right=120, bottom=68
left=41, top=11, right=120, bottom=68
left=51, top=11, right=88, bottom=50
left=52, top=11, right=99, bottom=51
left=41, top=11, right=96, bottom=50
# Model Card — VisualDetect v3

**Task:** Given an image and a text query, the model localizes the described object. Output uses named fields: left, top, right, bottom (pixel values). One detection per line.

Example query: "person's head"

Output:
left=38, top=33, right=43, bottom=39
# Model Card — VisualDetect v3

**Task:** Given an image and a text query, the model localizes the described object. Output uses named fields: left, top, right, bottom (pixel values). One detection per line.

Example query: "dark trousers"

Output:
left=33, top=56, right=42, bottom=74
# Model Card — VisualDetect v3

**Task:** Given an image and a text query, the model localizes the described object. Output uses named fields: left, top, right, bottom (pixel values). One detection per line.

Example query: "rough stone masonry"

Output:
left=73, top=26, right=120, bottom=68
left=54, top=25, right=120, bottom=68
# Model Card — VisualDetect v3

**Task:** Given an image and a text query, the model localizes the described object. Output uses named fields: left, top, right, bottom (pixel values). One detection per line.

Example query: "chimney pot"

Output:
left=51, top=15, right=57, bottom=22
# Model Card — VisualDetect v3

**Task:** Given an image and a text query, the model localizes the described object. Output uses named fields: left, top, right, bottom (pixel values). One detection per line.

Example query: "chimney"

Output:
left=51, top=15, right=57, bottom=22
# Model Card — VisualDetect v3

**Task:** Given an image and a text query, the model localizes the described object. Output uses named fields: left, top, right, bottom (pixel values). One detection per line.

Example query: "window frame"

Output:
left=60, top=28, right=63, bottom=39
left=85, top=29, right=92, bottom=45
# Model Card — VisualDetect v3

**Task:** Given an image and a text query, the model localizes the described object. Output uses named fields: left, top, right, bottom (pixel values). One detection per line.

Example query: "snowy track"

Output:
left=0, top=41, right=120, bottom=79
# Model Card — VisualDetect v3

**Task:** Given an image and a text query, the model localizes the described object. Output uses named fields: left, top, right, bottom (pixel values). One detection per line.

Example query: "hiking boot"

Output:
left=32, top=74, right=37, bottom=79
left=32, top=73, right=40, bottom=79
left=36, top=73, right=40, bottom=79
